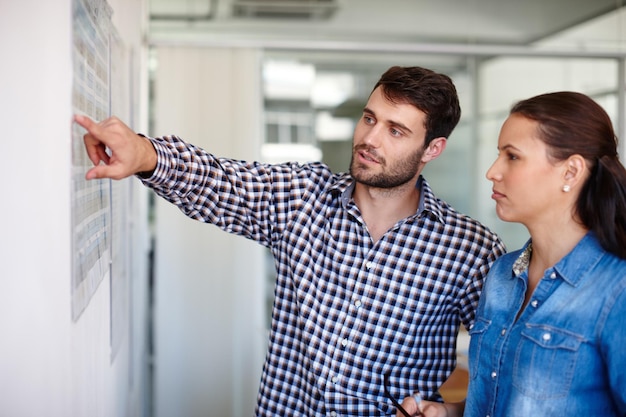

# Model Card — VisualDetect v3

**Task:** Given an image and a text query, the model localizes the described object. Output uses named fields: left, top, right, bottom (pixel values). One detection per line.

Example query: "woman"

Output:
left=397, top=91, right=626, bottom=417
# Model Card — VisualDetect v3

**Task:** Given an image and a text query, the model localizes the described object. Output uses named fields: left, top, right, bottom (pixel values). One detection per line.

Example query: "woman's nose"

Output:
left=485, top=160, right=500, bottom=181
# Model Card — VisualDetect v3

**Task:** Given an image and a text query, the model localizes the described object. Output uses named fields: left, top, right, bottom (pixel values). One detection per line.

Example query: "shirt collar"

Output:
left=512, top=241, right=532, bottom=277
left=511, top=232, right=605, bottom=286
left=329, top=175, right=445, bottom=224
left=555, top=232, right=606, bottom=286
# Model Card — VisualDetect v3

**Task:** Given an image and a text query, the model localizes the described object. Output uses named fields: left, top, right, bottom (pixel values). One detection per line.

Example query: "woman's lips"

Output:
left=491, top=189, right=505, bottom=199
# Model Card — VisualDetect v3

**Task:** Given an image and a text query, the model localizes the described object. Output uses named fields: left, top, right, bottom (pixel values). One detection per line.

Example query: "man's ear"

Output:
left=422, top=137, right=447, bottom=163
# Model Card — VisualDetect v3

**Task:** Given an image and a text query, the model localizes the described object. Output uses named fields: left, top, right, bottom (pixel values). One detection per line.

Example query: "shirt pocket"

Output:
left=468, top=317, right=491, bottom=380
left=513, top=324, right=584, bottom=399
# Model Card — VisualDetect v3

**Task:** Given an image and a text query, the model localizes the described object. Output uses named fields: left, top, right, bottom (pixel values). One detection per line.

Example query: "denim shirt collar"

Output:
left=511, top=231, right=606, bottom=287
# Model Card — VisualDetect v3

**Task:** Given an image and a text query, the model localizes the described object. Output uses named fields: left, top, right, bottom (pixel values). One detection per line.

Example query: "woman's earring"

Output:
left=562, top=184, right=571, bottom=192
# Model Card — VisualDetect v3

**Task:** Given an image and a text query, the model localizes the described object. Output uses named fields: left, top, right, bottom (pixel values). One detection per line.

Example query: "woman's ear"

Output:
left=563, top=154, right=588, bottom=186
left=422, top=137, right=447, bottom=163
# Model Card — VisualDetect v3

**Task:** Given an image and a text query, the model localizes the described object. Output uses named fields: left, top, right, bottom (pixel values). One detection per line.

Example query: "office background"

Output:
left=2, top=1, right=626, bottom=416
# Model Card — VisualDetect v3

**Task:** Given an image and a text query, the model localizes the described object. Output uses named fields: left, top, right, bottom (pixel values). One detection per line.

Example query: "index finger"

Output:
left=74, top=114, right=110, bottom=167
left=74, top=114, right=96, bottom=132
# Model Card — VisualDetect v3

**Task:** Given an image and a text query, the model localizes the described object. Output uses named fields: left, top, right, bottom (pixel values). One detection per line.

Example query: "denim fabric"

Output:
left=464, top=232, right=626, bottom=416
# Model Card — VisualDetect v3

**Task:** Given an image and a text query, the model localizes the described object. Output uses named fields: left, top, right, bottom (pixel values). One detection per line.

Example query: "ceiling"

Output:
left=147, top=0, right=625, bottom=83
left=149, top=0, right=622, bottom=44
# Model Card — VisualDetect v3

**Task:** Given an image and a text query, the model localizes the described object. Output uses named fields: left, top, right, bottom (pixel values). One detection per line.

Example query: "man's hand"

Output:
left=397, top=397, right=465, bottom=417
left=74, top=114, right=157, bottom=180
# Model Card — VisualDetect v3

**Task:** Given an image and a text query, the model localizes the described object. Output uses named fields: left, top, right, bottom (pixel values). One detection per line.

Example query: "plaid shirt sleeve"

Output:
left=139, top=134, right=334, bottom=247
left=455, top=220, right=507, bottom=331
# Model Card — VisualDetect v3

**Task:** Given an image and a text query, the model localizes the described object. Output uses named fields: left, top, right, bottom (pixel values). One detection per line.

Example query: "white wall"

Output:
left=0, top=1, right=151, bottom=416
left=152, top=47, right=267, bottom=417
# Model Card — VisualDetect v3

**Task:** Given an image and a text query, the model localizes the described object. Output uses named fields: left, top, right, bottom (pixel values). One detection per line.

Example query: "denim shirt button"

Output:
left=531, top=300, right=538, bottom=307
left=549, top=271, right=557, bottom=279
left=500, top=328, right=506, bottom=336
left=491, top=371, right=497, bottom=379
left=542, top=332, right=551, bottom=341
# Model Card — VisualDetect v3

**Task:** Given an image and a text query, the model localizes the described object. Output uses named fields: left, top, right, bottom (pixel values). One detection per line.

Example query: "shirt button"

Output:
left=550, top=272, right=557, bottom=279
left=330, top=412, right=337, bottom=417
left=491, top=371, right=497, bottom=379
left=331, top=375, right=339, bottom=383
left=542, top=332, right=551, bottom=341
left=354, top=299, right=362, bottom=308
left=365, top=261, right=373, bottom=269
left=500, top=329, right=506, bottom=336
left=341, top=338, right=348, bottom=347
left=530, top=300, right=538, bottom=308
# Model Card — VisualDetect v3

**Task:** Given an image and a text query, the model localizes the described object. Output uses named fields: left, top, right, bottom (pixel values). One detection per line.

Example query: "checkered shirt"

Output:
left=141, top=135, right=506, bottom=416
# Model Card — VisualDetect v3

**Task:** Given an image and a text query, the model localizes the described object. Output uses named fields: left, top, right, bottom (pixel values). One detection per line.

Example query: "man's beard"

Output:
left=349, top=145, right=423, bottom=188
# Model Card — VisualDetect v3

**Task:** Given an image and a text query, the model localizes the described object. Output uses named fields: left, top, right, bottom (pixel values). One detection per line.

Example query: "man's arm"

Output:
left=74, top=114, right=157, bottom=180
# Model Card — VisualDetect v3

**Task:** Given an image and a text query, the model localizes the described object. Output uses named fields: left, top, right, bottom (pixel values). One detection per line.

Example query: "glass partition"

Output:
left=260, top=51, right=622, bottom=250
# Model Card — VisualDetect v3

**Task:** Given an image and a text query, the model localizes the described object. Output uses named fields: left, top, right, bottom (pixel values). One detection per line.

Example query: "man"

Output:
left=75, top=66, right=505, bottom=416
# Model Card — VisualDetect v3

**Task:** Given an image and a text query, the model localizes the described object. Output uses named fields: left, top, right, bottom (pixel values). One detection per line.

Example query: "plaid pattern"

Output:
left=142, top=135, right=506, bottom=416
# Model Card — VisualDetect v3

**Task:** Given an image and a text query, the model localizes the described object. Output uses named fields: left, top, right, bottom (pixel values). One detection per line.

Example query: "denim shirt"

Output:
left=464, top=232, right=626, bottom=417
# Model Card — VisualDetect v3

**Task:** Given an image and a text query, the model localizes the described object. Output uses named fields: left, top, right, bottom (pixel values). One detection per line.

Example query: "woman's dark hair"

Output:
left=372, top=66, right=461, bottom=146
left=511, top=91, right=626, bottom=259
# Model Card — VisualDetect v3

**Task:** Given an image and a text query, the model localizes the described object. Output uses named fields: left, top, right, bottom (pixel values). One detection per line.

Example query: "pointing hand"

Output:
left=74, top=114, right=157, bottom=180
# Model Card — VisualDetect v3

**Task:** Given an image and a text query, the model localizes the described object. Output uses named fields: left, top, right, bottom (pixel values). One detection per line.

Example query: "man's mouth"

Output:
left=358, top=149, right=380, bottom=164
